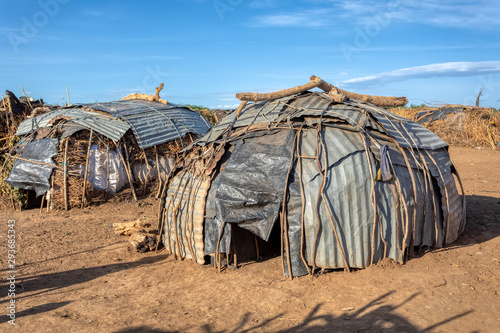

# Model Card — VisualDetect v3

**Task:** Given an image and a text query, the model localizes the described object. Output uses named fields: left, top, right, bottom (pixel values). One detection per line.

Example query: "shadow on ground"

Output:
left=0, top=254, right=168, bottom=304
left=114, top=292, right=474, bottom=333
left=0, top=301, right=70, bottom=325
left=454, top=194, right=500, bottom=246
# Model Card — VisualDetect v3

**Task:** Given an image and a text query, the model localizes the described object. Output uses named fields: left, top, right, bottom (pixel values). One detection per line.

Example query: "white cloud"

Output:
left=335, top=0, right=499, bottom=29
left=211, top=104, right=239, bottom=109
left=248, top=9, right=333, bottom=28
left=248, top=0, right=500, bottom=29
left=342, top=61, right=500, bottom=86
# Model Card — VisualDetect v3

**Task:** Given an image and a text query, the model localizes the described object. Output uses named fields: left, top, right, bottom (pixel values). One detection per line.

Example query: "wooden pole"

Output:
left=66, top=85, right=70, bottom=106
left=105, top=145, right=110, bottom=200
left=155, top=146, right=162, bottom=199
left=5, top=93, right=13, bottom=134
left=48, top=173, right=54, bottom=212
left=40, top=193, right=45, bottom=214
left=81, top=129, right=93, bottom=208
left=1, top=93, right=9, bottom=131
left=119, top=142, right=137, bottom=201
left=63, top=139, right=69, bottom=210
left=20, top=86, right=33, bottom=111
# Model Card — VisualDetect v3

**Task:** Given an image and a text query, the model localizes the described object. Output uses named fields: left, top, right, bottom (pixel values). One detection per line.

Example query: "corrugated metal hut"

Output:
left=5, top=100, right=211, bottom=210
left=158, top=77, right=466, bottom=277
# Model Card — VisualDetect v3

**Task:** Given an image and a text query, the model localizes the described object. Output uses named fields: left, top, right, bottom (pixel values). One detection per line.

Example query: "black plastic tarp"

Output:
left=6, top=138, right=58, bottom=196
left=204, top=130, right=295, bottom=254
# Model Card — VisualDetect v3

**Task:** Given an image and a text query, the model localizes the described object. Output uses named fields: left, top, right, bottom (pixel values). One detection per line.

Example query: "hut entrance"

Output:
left=215, top=220, right=282, bottom=267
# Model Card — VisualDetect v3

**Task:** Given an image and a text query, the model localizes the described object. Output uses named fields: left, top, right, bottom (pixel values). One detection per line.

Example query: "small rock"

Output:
left=342, top=307, right=355, bottom=312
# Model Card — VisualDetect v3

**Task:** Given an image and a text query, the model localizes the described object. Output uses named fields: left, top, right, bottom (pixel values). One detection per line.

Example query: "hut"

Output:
left=4, top=99, right=211, bottom=210
left=158, top=76, right=466, bottom=277
left=412, top=105, right=499, bottom=148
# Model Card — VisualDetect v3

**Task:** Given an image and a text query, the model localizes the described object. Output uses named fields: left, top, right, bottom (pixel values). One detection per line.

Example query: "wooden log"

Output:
left=63, top=139, right=69, bottom=211
left=328, top=86, right=408, bottom=107
left=236, top=75, right=408, bottom=107
left=113, top=217, right=151, bottom=236
left=81, top=129, right=93, bottom=208
left=236, top=76, right=324, bottom=101
left=129, top=232, right=157, bottom=252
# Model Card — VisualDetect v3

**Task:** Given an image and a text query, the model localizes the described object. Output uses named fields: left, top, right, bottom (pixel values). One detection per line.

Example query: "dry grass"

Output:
left=390, top=105, right=500, bottom=148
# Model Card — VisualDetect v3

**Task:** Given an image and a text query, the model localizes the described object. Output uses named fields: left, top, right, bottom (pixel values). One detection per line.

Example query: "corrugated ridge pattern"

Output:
left=84, top=101, right=211, bottom=149
left=16, top=107, right=130, bottom=141
left=164, top=171, right=208, bottom=264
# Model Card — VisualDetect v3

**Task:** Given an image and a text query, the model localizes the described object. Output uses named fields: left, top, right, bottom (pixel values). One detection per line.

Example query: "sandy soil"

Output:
left=1, top=147, right=499, bottom=333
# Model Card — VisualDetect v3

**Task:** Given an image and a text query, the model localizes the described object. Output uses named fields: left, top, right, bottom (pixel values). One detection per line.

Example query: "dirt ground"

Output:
left=1, top=146, right=499, bottom=333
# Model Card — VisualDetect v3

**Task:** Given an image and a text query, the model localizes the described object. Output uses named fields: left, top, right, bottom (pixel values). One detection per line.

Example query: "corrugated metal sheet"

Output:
left=197, top=94, right=299, bottom=145
left=295, top=127, right=448, bottom=269
left=296, top=127, right=402, bottom=268
left=288, top=93, right=386, bottom=133
left=370, top=113, right=448, bottom=150
left=82, top=100, right=211, bottom=149
left=16, top=107, right=130, bottom=142
left=421, top=149, right=463, bottom=244
left=16, top=100, right=212, bottom=149
left=163, top=170, right=209, bottom=264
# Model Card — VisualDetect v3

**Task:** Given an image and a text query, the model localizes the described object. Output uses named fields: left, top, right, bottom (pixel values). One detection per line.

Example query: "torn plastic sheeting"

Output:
left=214, top=129, right=295, bottom=241
left=204, top=130, right=295, bottom=255
left=6, top=138, right=58, bottom=196
left=87, top=145, right=128, bottom=193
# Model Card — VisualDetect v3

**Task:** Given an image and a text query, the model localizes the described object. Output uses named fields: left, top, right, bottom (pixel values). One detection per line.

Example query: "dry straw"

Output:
left=390, top=105, right=499, bottom=148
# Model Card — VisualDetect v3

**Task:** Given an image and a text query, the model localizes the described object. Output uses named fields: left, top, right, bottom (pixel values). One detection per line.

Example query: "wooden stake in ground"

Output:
left=63, top=139, right=69, bottom=210
left=81, top=129, right=93, bottom=208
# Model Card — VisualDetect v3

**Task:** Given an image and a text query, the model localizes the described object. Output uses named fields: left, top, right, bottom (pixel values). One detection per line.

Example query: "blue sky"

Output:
left=1, top=0, right=500, bottom=109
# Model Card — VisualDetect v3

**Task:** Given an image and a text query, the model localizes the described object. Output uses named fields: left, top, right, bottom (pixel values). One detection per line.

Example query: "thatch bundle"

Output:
left=391, top=105, right=499, bottom=148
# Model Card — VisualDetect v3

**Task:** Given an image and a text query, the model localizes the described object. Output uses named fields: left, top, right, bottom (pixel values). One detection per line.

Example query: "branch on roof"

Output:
left=236, top=75, right=408, bottom=108
left=122, top=83, right=169, bottom=105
